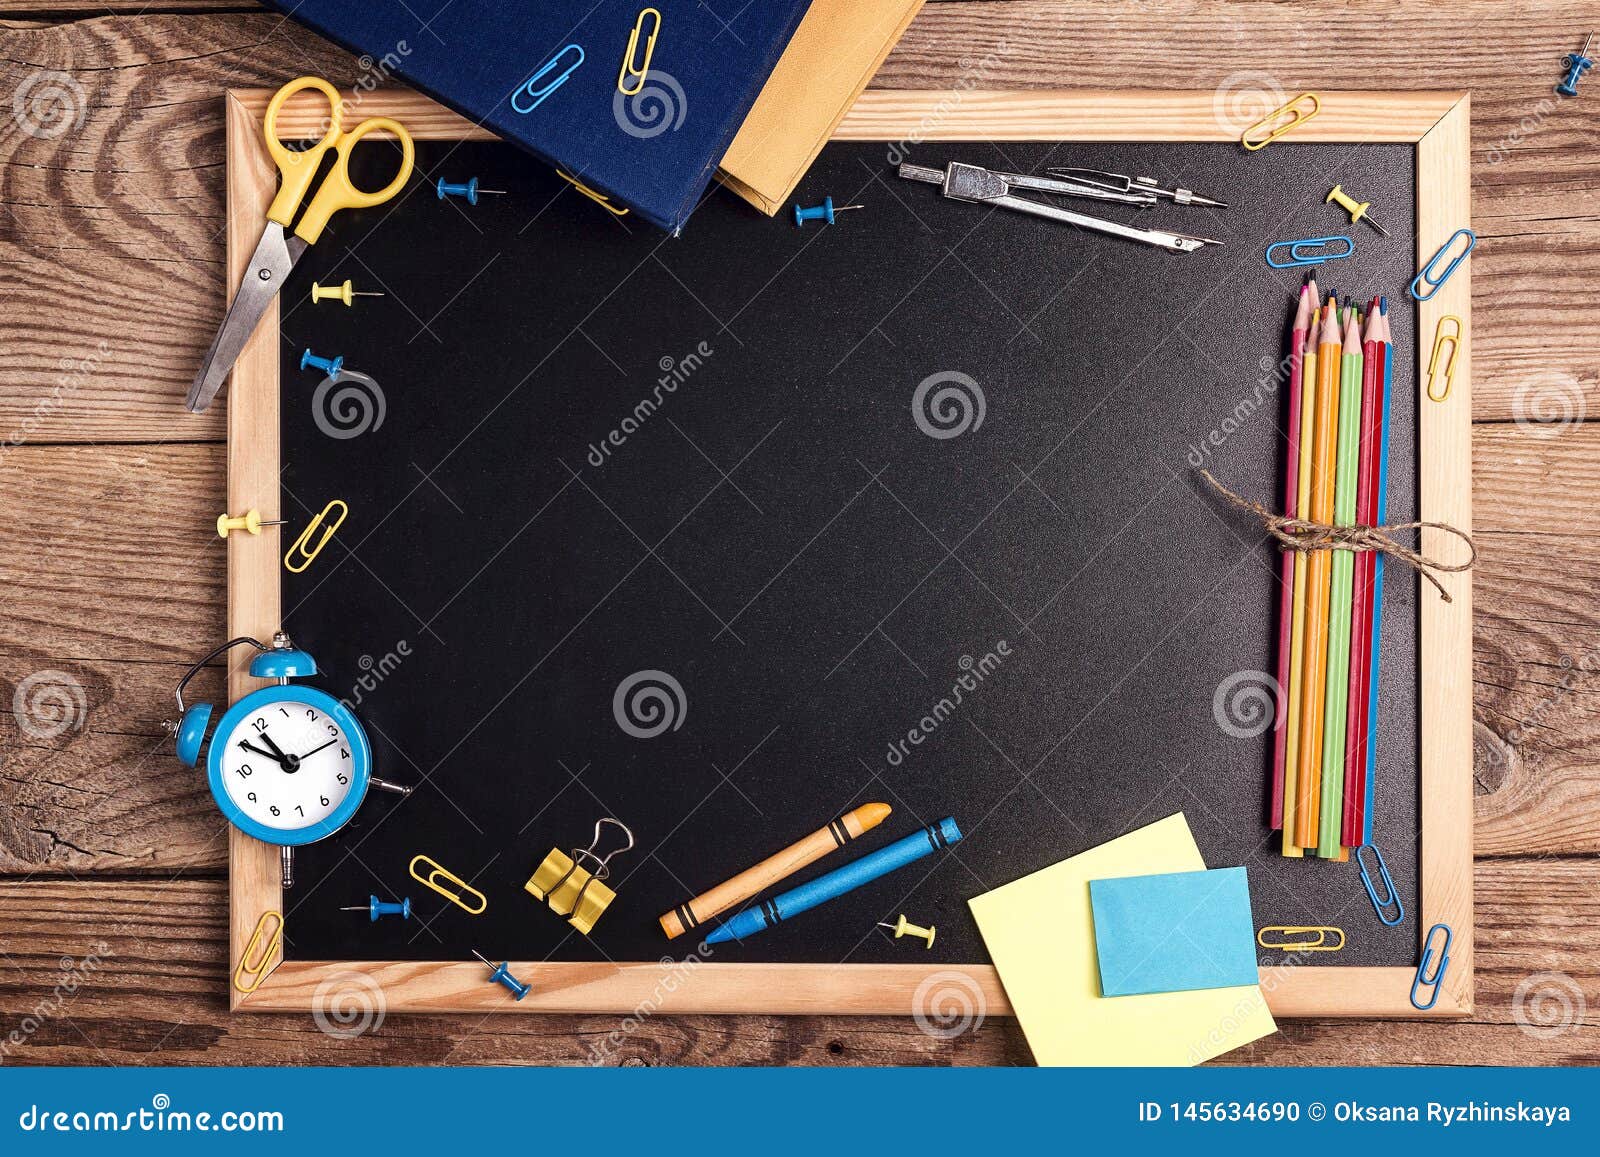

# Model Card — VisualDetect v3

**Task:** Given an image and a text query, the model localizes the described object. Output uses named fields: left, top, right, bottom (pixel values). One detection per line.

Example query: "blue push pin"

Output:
left=435, top=177, right=506, bottom=206
left=341, top=895, right=412, bottom=922
left=793, top=196, right=863, bottom=227
left=471, top=950, right=529, bottom=1001
left=1558, top=33, right=1594, bottom=96
left=300, top=348, right=344, bottom=377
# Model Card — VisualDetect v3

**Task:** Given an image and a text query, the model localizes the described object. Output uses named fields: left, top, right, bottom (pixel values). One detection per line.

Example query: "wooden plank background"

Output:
left=1, top=0, right=1597, bottom=1065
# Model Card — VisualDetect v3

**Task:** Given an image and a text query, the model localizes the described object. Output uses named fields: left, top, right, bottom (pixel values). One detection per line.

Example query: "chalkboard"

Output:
left=272, top=134, right=1422, bottom=975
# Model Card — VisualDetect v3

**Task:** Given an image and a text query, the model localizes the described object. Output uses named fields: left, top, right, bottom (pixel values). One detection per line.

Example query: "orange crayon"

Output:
left=659, top=803, right=892, bottom=939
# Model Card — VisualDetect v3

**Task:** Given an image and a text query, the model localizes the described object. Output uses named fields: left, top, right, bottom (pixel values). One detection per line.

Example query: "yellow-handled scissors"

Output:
left=187, top=77, right=415, bottom=412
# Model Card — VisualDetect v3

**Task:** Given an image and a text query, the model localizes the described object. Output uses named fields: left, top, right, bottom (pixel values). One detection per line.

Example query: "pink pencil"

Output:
left=1344, top=302, right=1389, bottom=845
left=1271, top=280, right=1317, bottom=828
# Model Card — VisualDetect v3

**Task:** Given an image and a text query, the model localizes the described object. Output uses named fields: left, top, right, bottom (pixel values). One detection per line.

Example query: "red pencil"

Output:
left=1342, top=300, right=1383, bottom=844
left=1271, top=281, right=1317, bottom=828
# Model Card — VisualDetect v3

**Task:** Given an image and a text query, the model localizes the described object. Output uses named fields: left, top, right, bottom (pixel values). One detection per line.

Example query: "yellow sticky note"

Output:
left=968, top=813, right=1277, bottom=1066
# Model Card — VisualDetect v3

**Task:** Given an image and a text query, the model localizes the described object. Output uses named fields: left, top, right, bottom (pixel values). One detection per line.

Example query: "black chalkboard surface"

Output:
left=277, top=139, right=1419, bottom=970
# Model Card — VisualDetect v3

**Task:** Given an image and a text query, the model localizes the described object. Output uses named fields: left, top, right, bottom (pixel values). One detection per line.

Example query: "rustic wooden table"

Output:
left=1, top=0, right=1596, bottom=1066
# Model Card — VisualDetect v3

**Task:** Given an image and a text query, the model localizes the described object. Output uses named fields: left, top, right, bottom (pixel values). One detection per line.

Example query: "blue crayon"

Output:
left=705, top=818, right=962, bottom=945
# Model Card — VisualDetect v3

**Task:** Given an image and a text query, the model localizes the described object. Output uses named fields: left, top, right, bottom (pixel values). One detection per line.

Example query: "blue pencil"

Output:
left=704, top=818, right=963, bottom=945
left=1361, top=299, right=1394, bottom=844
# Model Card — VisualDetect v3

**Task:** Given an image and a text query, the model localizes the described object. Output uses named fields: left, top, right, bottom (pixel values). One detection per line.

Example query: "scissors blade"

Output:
left=186, top=223, right=307, bottom=413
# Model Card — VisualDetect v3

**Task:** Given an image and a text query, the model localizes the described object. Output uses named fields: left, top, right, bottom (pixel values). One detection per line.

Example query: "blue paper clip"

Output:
left=1410, top=923, right=1453, bottom=1010
left=1356, top=843, right=1405, bottom=926
left=512, top=44, right=584, bottom=114
left=1265, top=235, right=1354, bottom=269
left=1409, top=228, right=1475, bottom=301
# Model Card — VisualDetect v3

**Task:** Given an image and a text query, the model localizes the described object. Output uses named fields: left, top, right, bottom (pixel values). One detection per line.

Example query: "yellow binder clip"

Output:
left=1241, top=92, right=1321, bottom=151
left=556, top=169, right=630, bottom=216
left=283, top=498, right=348, bottom=574
left=233, top=909, right=283, bottom=993
left=409, top=853, right=488, bottom=915
left=1427, top=315, right=1464, bottom=402
left=526, top=817, right=635, bottom=935
left=1256, top=925, right=1345, bottom=952
left=618, top=7, right=661, bottom=95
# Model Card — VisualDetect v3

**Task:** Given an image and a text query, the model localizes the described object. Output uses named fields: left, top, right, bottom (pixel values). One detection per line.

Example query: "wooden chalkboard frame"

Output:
left=222, top=88, right=1473, bottom=1018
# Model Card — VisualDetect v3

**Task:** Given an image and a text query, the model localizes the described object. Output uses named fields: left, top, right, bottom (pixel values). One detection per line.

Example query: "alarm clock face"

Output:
left=207, top=686, right=371, bottom=846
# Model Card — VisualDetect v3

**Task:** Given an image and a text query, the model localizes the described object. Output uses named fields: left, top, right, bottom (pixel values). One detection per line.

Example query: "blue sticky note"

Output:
left=1088, top=867, right=1259, bottom=997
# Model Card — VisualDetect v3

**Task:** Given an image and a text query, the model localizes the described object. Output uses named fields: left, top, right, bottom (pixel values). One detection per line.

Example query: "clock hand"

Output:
left=296, top=738, right=338, bottom=760
left=237, top=739, right=291, bottom=768
left=258, top=731, right=291, bottom=760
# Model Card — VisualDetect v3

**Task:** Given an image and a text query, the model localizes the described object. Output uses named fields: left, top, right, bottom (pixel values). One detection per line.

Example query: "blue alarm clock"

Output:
left=167, top=632, right=409, bottom=886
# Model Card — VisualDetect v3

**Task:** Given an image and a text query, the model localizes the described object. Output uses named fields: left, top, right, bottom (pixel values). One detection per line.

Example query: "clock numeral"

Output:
left=247, top=792, right=257, bottom=802
left=320, top=795, right=330, bottom=807
left=252, top=717, right=268, bottom=733
left=306, top=708, right=317, bottom=720
left=269, top=805, right=280, bottom=817
left=236, top=763, right=253, bottom=778
left=278, top=707, right=289, bottom=718
left=336, top=772, right=349, bottom=785
left=327, top=723, right=337, bottom=735
left=340, top=748, right=350, bottom=759
left=294, top=805, right=304, bottom=817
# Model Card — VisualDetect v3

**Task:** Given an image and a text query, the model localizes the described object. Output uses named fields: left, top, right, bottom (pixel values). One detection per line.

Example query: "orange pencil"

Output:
left=1294, top=297, right=1342, bottom=848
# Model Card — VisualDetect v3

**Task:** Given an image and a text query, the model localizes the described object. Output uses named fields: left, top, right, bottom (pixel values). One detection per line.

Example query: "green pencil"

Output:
left=1318, top=312, right=1365, bottom=857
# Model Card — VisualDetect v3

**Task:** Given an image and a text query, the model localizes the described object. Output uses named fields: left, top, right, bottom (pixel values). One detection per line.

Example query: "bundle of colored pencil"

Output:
left=1270, top=284, right=1392, bottom=858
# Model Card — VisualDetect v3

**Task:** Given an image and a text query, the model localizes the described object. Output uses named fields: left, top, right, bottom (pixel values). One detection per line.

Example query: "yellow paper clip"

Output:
left=618, top=8, right=661, bottom=96
left=1256, top=925, right=1345, bottom=952
left=233, top=909, right=283, bottom=994
left=1241, top=92, right=1321, bottom=151
left=409, top=853, right=488, bottom=915
left=1427, top=315, right=1464, bottom=402
left=556, top=169, right=630, bottom=216
left=283, top=499, right=348, bottom=574
left=525, top=817, right=635, bottom=935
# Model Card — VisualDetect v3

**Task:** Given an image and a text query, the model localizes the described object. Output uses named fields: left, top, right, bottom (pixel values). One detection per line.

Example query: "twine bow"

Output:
left=1199, top=470, right=1476, bottom=602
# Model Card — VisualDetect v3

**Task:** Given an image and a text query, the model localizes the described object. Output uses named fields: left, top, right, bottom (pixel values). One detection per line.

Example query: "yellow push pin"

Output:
left=216, top=509, right=286, bottom=538
left=310, top=279, right=385, bottom=307
left=877, top=914, right=936, bottom=948
left=1325, top=184, right=1390, bottom=238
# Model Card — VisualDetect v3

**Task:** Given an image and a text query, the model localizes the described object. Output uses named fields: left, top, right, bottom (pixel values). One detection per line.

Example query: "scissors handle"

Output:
left=294, top=117, right=415, bottom=244
left=260, top=76, right=416, bottom=245
left=263, top=77, right=343, bottom=228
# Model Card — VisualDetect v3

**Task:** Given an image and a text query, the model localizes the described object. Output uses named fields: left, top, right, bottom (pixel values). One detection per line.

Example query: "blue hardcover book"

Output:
left=259, top=1, right=813, bottom=232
